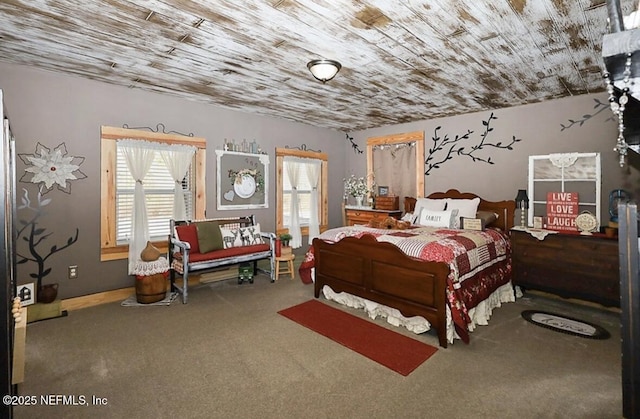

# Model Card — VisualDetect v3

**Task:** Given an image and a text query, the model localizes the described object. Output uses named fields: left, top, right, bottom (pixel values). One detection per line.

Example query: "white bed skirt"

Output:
left=321, top=282, right=516, bottom=344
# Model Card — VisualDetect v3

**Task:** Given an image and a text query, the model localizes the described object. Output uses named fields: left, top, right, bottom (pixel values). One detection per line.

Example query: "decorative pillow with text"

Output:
left=412, top=198, right=447, bottom=224
left=418, top=209, right=459, bottom=228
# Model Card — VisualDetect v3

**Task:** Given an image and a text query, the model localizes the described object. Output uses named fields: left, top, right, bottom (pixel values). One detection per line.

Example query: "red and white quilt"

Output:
left=299, top=225, right=513, bottom=343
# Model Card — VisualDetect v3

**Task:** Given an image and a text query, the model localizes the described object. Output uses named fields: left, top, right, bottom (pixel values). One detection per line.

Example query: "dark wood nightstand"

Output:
left=511, top=228, right=620, bottom=307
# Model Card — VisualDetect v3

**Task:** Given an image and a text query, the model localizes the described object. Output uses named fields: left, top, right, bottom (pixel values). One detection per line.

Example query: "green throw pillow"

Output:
left=196, top=221, right=224, bottom=253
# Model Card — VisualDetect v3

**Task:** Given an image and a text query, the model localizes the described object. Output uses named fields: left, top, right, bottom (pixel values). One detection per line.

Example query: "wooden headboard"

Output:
left=404, top=189, right=516, bottom=231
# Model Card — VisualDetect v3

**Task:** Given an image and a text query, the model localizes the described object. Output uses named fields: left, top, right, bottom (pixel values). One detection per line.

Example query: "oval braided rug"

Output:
left=521, top=310, right=610, bottom=340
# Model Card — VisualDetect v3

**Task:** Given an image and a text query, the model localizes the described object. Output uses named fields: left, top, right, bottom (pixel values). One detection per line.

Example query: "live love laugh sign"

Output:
left=546, top=192, right=579, bottom=232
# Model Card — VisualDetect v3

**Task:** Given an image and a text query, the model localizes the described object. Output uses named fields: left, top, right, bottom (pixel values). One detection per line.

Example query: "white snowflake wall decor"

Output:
left=18, top=142, right=87, bottom=194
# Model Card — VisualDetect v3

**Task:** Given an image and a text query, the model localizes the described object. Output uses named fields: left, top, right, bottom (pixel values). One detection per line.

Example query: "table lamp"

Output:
left=515, top=189, right=529, bottom=227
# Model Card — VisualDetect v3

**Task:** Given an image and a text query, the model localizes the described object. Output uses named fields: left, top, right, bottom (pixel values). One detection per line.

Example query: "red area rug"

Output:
left=278, top=299, right=437, bottom=376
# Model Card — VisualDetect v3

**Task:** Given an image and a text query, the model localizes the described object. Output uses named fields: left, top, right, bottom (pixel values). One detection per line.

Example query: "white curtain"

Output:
left=373, top=143, right=416, bottom=211
left=160, top=145, right=196, bottom=221
left=119, top=139, right=157, bottom=274
left=305, top=160, right=321, bottom=244
left=284, top=159, right=302, bottom=248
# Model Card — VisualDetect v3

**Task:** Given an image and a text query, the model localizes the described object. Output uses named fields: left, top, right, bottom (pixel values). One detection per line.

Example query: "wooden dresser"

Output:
left=511, top=229, right=619, bottom=307
left=345, top=207, right=402, bottom=226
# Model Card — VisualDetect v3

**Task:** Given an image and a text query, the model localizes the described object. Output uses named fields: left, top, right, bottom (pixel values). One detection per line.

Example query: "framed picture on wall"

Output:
left=378, top=186, right=389, bottom=196
left=216, top=150, right=269, bottom=210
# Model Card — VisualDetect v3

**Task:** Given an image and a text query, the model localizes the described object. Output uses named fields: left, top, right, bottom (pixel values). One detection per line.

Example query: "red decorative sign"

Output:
left=546, top=192, right=578, bottom=231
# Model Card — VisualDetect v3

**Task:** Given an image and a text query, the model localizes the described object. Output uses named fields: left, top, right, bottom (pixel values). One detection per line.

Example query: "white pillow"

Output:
left=412, top=198, right=447, bottom=224
left=219, top=227, right=242, bottom=248
left=418, top=209, right=459, bottom=228
left=446, top=198, right=480, bottom=228
left=401, top=212, right=414, bottom=222
left=221, top=224, right=265, bottom=248
left=240, top=223, right=264, bottom=246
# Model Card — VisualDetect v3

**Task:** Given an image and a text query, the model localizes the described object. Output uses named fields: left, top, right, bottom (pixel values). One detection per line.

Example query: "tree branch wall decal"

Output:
left=345, top=133, right=363, bottom=154
left=16, top=142, right=86, bottom=302
left=425, top=112, right=521, bottom=175
left=560, top=98, right=612, bottom=131
left=17, top=188, right=79, bottom=294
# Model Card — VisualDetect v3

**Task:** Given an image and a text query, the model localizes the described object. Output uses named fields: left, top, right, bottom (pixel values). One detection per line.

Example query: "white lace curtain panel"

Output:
left=285, top=159, right=302, bottom=248
left=305, top=160, right=321, bottom=244
left=160, top=146, right=196, bottom=220
left=118, top=139, right=196, bottom=274
left=284, top=156, right=322, bottom=248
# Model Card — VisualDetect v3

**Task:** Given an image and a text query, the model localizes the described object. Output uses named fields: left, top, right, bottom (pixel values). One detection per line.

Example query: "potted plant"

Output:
left=279, top=233, right=292, bottom=247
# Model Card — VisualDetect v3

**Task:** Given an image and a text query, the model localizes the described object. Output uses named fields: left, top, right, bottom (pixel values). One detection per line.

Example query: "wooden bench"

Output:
left=168, top=215, right=275, bottom=303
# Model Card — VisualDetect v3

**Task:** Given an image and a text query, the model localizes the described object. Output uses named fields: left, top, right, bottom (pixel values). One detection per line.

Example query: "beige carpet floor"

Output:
left=15, top=268, right=622, bottom=419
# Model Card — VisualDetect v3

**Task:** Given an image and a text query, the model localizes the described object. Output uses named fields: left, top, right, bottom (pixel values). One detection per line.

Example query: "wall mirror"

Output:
left=367, top=131, right=424, bottom=210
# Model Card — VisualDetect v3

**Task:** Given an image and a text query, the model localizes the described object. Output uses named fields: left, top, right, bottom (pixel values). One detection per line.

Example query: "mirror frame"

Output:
left=366, top=131, right=425, bottom=198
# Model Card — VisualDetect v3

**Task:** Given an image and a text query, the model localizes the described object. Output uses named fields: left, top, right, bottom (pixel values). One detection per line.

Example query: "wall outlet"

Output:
left=68, top=265, right=78, bottom=279
left=17, top=283, right=35, bottom=306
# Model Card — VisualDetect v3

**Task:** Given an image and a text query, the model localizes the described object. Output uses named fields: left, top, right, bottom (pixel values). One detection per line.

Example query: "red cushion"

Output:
left=189, top=243, right=270, bottom=262
left=175, top=224, right=200, bottom=254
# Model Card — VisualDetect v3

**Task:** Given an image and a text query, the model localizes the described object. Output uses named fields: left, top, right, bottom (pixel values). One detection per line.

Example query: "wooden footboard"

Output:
left=313, top=234, right=449, bottom=347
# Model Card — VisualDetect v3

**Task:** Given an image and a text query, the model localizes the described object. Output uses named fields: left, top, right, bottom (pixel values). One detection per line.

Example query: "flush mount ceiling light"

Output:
left=307, top=59, right=342, bottom=83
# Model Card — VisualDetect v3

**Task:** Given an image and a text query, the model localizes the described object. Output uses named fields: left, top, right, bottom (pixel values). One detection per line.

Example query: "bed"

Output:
left=300, top=189, right=516, bottom=348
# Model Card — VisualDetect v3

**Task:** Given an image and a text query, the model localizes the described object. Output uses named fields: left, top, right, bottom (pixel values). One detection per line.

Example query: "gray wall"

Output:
left=2, top=61, right=639, bottom=299
left=348, top=93, right=640, bottom=219
left=0, top=62, right=346, bottom=298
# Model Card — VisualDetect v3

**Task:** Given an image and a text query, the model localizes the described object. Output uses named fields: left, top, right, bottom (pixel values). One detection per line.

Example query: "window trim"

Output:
left=100, top=126, right=207, bottom=261
left=527, top=152, right=601, bottom=227
left=366, top=131, right=425, bottom=198
left=275, top=147, right=328, bottom=236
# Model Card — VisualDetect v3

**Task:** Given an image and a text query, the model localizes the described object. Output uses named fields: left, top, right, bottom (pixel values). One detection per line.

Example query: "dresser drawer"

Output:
left=375, top=196, right=399, bottom=210
left=345, top=209, right=402, bottom=226
left=511, top=229, right=620, bottom=307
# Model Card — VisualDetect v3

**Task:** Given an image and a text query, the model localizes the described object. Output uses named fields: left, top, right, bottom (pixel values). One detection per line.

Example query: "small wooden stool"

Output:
left=275, top=254, right=296, bottom=280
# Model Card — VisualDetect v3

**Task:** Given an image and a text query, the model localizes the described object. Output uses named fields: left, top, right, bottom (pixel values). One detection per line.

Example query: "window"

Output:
left=115, top=150, right=193, bottom=244
left=276, top=147, right=328, bottom=237
left=282, top=159, right=314, bottom=227
left=527, top=152, right=601, bottom=227
left=100, top=126, right=206, bottom=261
left=367, top=131, right=425, bottom=210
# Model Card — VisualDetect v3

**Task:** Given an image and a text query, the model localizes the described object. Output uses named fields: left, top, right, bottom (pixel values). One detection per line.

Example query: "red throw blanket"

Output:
left=298, top=225, right=512, bottom=343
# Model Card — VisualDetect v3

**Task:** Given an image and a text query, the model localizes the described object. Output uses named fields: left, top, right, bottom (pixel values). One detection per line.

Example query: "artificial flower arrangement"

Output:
left=228, top=168, right=264, bottom=191
left=343, top=174, right=373, bottom=197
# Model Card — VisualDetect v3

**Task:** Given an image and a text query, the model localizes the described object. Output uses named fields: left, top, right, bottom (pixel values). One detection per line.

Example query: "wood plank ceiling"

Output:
left=0, top=0, right=631, bottom=131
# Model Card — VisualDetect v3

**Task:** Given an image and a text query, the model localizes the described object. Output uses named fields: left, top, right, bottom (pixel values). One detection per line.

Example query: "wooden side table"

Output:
left=275, top=254, right=296, bottom=280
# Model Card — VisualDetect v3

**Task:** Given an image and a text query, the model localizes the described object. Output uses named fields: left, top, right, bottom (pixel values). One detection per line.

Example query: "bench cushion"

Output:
left=176, top=243, right=270, bottom=263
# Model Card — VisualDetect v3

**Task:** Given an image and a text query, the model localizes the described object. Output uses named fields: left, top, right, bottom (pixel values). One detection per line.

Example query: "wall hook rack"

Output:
left=122, top=123, right=194, bottom=137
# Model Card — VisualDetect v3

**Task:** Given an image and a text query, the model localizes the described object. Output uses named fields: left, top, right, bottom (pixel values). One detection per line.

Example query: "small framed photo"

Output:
left=533, top=216, right=543, bottom=229
left=377, top=186, right=389, bottom=196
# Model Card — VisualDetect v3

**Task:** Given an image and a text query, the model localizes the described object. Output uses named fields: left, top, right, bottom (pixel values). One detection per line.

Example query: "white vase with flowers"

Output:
left=344, top=175, right=373, bottom=207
